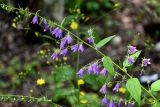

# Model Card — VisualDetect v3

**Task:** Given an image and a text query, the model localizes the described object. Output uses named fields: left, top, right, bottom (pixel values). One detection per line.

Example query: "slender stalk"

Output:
left=0, top=3, right=157, bottom=101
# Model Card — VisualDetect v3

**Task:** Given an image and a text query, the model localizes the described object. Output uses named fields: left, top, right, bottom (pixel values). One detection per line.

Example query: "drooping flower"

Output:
left=32, top=15, right=38, bottom=24
left=92, top=62, right=99, bottom=74
left=78, top=44, right=84, bottom=52
left=100, top=68, right=107, bottom=76
left=118, top=99, right=122, bottom=107
left=60, top=48, right=68, bottom=56
left=128, top=102, right=135, bottom=107
left=113, top=83, right=120, bottom=92
left=101, top=97, right=108, bottom=106
left=128, top=57, right=134, bottom=63
left=71, top=44, right=79, bottom=52
left=128, top=46, right=137, bottom=53
left=142, top=58, right=151, bottom=67
left=88, top=65, right=93, bottom=74
left=43, top=19, right=49, bottom=32
left=51, top=27, right=63, bottom=38
left=100, top=83, right=107, bottom=94
left=64, top=34, right=72, bottom=44
left=51, top=52, right=58, bottom=59
left=109, top=100, right=115, bottom=107
left=77, top=68, right=85, bottom=77
left=60, top=40, right=66, bottom=49
left=87, top=37, right=94, bottom=43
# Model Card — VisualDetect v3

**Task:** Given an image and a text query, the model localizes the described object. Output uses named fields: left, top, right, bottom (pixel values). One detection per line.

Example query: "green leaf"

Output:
left=151, top=80, right=160, bottom=91
left=123, top=50, right=141, bottom=68
left=42, top=35, right=55, bottom=41
left=126, top=78, right=141, bottom=105
left=61, top=15, right=78, bottom=26
left=103, top=56, right=115, bottom=76
left=153, top=101, right=160, bottom=107
left=95, top=35, right=115, bottom=48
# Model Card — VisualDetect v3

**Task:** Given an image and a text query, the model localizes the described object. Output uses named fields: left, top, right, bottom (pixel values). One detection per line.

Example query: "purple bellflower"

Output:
left=118, top=99, right=122, bottom=107
left=60, top=48, right=68, bottom=56
left=78, top=44, right=84, bottom=52
left=88, top=37, right=94, bottom=43
left=71, top=44, right=79, bottom=52
left=128, top=57, right=134, bottom=63
left=64, top=34, right=72, bottom=44
left=43, top=19, right=49, bottom=32
left=32, top=15, right=38, bottom=24
left=60, top=40, right=66, bottom=50
left=77, top=68, right=85, bottom=77
left=129, top=46, right=137, bottom=53
left=100, top=68, right=107, bottom=76
left=101, top=97, right=108, bottom=106
left=109, top=100, right=115, bottom=107
left=51, top=52, right=58, bottom=60
left=52, top=27, right=63, bottom=38
left=100, top=83, right=107, bottom=94
left=113, top=83, right=120, bottom=92
left=92, top=62, right=99, bottom=74
left=88, top=65, right=93, bottom=74
left=142, top=58, right=151, bottom=67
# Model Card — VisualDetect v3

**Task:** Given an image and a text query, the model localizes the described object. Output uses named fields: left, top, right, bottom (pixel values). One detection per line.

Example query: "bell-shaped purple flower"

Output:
left=71, top=44, right=79, bottom=52
left=113, top=83, right=120, bottom=92
left=43, top=19, right=49, bottom=32
left=60, top=48, right=68, bottom=56
left=51, top=52, right=58, bottom=60
left=100, top=83, right=107, bottom=94
left=78, top=44, right=84, bottom=52
left=118, top=99, right=122, bottom=107
left=128, top=102, right=135, bottom=107
left=77, top=68, right=85, bottom=77
left=92, top=62, right=99, bottom=74
left=32, top=15, right=38, bottom=24
left=109, top=100, right=115, bottom=107
left=142, top=58, right=151, bottom=67
left=128, top=57, right=134, bottom=63
left=101, top=97, right=108, bottom=106
left=60, top=40, right=66, bottom=49
left=52, top=27, right=63, bottom=38
left=64, top=34, right=72, bottom=44
left=129, top=46, right=137, bottom=53
left=88, top=65, right=93, bottom=74
left=87, top=37, right=94, bottom=43
left=100, top=68, right=107, bottom=76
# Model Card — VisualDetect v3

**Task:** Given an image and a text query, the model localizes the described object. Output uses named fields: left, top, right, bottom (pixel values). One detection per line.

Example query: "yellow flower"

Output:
left=63, top=57, right=68, bottom=61
left=36, top=78, right=45, bottom=85
left=119, top=87, right=126, bottom=94
left=77, top=79, right=85, bottom=85
left=70, top=21, right=78, bottom=30
left=77, top=8, right=81, bottom=14
left=29, top=89, right=33, bottom=93
left=80, top=99, right=88, bottom=104
left=12, top=22, right=16, bottom=28
left=80, top=91, right=85, bottom=96
left=40, top=50, right=44, bottom=54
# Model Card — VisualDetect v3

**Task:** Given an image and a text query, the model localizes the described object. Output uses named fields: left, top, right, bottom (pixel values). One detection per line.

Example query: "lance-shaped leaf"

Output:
left=126, top=78, right=141, bottom=105
left=95, top=35, right=115, bottom=48
left=103, top=56, right=115, bottom=76
left=151, top=80, right=160, bottom=92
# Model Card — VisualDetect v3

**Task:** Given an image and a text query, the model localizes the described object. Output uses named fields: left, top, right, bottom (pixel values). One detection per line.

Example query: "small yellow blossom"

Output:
left=36, top=78, right=45, bottom=85
left=12, top=22, right=16, bottom=28
left=63, top=57, right=68, bottom=61
left=40, top=50, right=44, bottom=54
left=29, top=89, right=33, bottom=93
left=77, top=8, right=81, bottom=14
left=80, top=99, right=88, bottom=104
left=80, top=91, right=85, bottom=96
left=119, top=87, right=126, bottom=94
left=77, top=79, right=85, bottom=85
left=70, top=21, right=78, bottom=30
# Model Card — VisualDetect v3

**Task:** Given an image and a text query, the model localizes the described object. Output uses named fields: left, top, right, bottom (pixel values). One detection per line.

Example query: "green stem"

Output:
left=0, top=95, right=62, bottom=107
left=0, top=3, right=157, bottom=101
